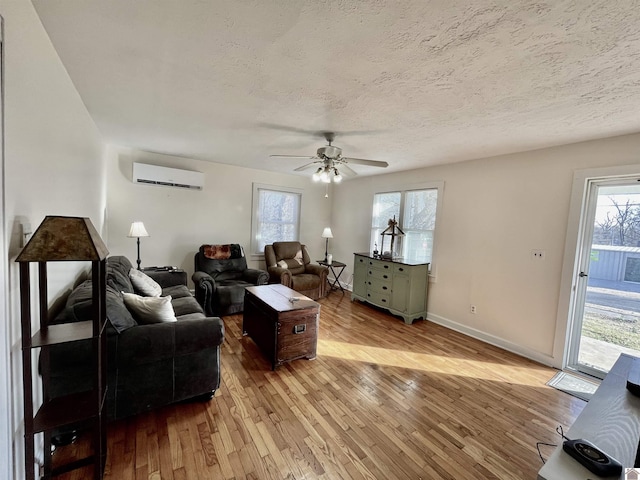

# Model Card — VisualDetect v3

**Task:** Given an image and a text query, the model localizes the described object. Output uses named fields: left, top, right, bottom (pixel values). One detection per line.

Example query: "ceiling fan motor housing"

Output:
left=317, top=145, right=342, bottom=159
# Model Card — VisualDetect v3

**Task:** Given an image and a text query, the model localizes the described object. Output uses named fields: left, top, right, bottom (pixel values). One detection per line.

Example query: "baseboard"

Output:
left=427, top=312, right=555, bottom=367
left=330, top=276, right=353, bottom=292
left=340, top=284, right=555, bottom=367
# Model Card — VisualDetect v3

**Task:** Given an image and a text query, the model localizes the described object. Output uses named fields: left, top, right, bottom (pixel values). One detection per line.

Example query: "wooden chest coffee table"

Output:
left=243, top=284, right=320, bottom=370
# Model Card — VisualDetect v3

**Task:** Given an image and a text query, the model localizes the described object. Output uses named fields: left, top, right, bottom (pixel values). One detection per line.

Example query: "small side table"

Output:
left=317, top=260, right=347, bottom=292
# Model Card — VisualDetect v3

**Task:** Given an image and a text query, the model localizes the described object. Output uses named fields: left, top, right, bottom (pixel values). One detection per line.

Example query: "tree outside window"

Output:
left=370, top=187, right=440, bottom=263
left=251, top=184, right=301, bottom=255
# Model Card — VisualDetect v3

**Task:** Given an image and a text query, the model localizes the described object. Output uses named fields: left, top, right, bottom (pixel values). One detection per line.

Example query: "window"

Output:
left=251, top=184, right=302, bottom=255
left=370, top=184, right=442, bottom=264
left=625, top=256, right=640, bottom=283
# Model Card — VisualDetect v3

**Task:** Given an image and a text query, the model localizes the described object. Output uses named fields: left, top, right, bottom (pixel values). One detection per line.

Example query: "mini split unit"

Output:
left=132, top=163, right=204, bottom=190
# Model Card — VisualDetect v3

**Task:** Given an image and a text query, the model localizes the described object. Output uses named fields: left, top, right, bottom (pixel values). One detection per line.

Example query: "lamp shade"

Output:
left=16, top=216, right=108, bottom=262
left=321, top=227, right=333, bottom=239
left=128, top=222, right=149, bottom=238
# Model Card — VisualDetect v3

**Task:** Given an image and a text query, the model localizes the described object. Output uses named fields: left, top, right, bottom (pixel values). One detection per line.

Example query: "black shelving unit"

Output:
left=16, top=216, right=108, bottom=480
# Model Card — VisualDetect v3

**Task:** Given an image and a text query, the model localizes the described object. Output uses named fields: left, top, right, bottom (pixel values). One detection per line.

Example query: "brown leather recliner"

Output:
left=264, top=241, right=329, bottom=300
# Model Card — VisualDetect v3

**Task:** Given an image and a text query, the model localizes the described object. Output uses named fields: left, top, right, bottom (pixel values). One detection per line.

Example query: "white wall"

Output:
left=331, top=133, right=640, bottom=368
left=105, top=147, right=332, bottom=282
left=0, top=1, right=106, bottom=478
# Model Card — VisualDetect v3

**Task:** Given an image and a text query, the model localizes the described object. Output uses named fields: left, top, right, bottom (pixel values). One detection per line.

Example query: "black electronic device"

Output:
left=562, top=438, right=622, bottom=477
left=145, top=265, right=175, bottom=272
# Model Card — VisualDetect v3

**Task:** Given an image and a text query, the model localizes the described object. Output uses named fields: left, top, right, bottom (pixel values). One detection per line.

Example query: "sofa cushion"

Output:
left=105, top=256, right=135, bottom=292
left=55, top=280, right=137, bottom=333
left=107, top=267, right=134, bottom=294
left=123, top=293, right=177, bottom=324
left=172, top=295, right=204, bottom=317
left=162, top=284, right=192, bottom=299
left=107, top=256, right=134, bottom=277
left=129, top=268, right=162, bottom=297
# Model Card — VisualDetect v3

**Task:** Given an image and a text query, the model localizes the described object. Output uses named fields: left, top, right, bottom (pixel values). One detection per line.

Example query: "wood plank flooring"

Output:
left=54, top=292, right=585, bottom=479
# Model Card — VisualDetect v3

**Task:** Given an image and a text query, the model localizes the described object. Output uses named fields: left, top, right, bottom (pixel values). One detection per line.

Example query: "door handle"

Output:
left=579, top=272, right=588, bottom=278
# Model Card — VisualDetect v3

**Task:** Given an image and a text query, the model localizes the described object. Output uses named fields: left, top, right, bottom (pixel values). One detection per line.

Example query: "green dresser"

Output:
left=351, top=253, right=429, bottom=324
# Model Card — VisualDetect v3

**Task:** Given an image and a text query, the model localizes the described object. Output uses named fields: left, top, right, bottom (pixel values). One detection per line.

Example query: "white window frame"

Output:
left=370, top=181, right=444, bottom=272
left=251, top=183, right=302, bottom=258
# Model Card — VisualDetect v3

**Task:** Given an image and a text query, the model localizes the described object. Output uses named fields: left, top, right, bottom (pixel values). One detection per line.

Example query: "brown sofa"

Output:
left=264, top=241, right=329, bottom=300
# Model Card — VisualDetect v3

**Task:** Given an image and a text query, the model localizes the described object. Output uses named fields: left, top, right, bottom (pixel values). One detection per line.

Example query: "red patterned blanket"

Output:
left=202, top=244, right=242, bottom=259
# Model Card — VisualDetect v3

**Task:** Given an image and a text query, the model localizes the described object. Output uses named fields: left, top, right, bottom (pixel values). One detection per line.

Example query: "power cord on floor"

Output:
left=536, top=425, right=570, bottom=464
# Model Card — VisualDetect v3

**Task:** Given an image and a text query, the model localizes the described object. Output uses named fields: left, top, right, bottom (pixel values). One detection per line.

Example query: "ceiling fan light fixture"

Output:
left=270, top=132, right=388, bottom=182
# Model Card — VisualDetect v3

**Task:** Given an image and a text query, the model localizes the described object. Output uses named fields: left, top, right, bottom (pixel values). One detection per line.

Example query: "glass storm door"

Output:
left=567, top=178, right=640, bottom=378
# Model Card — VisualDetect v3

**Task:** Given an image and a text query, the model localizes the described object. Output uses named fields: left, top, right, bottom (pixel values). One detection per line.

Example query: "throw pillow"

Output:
left=122, top=292, right=176, bottom=324
left=282, top=259, right=303, bottom=269
left=129, top=268, right=162, bottom=297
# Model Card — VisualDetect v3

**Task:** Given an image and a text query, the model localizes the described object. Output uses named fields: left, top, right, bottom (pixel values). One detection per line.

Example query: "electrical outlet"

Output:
left=531, top=249, right=546, bottom=260
left=470, top=305, right=477, bottom=314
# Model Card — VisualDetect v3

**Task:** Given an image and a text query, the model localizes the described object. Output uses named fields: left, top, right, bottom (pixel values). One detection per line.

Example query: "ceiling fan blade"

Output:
left=269, top=154, right=317, bottom=159
left=334, top=129, right=387, bottom=137
left=294, top=162, right=321, bottom=172
left=338, top=163, right=358, bottom=177
left=259, top=123, right=330, bottom=139
left=342, top=157, right=389, bottom=168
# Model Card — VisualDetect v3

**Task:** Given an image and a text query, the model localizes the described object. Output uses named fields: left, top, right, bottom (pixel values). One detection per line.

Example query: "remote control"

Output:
left=562, top=438, right=622, bottom=477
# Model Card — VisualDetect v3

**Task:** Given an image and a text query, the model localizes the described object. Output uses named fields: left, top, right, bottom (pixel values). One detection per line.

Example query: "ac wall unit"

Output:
left=132, top=163, right=204, bottom=190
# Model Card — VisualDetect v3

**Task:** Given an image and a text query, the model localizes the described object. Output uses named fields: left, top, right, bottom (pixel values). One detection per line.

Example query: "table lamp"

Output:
left=322, top=227, right=333, bottom=262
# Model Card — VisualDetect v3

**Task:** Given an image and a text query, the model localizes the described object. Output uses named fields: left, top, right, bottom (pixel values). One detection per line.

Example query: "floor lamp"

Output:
left=128, top=221, right=149, bottom=270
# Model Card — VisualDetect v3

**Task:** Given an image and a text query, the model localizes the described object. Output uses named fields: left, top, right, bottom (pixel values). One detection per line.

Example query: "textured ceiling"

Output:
left=32, top=0, right=640, bottom=178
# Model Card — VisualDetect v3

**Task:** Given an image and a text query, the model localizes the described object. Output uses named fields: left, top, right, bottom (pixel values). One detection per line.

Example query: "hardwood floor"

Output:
left=55, top=292, right=585, bottom=479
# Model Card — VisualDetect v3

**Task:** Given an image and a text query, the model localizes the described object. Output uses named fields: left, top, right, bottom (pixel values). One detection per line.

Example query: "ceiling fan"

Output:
left=269, top=131, right=388, bottom=183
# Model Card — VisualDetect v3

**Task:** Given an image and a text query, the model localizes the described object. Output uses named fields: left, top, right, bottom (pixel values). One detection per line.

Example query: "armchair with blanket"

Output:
left=264, top=241, right=329, bottom=300
left=192, top=244, right=269, bottom=316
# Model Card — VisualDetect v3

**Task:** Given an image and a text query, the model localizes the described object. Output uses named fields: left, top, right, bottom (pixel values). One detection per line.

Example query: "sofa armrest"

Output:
left=115, top=317, right=224, bottom=367
left=267, top=266, right=292, bottom=287
left=175, top=316, right=224, bottom=355
left=243, top=268, right=269, bottom=286
left=145, top=269, right=187, bottom=288
left=192, top=271, right=216, bottom=316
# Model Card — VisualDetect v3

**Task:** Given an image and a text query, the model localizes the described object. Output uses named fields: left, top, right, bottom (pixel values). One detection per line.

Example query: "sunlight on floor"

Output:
left=317, top=339, right=550, bottom=386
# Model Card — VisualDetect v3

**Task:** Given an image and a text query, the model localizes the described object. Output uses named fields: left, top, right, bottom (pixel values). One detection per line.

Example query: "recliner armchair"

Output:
left=264, top=241, right=329, bottom=300
left=193, top=244, right=269, bottom=316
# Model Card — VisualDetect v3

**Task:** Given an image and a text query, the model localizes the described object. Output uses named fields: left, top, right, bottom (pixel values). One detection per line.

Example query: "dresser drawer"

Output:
left=367, top=277, right=391, bottom=294
left=366, top=290, right=390, bottom=306
left=393, top=264, right=409, bottom=275
left=368, top=259, right=392, bottom=271
left=368, top=268, right=392, bottom=282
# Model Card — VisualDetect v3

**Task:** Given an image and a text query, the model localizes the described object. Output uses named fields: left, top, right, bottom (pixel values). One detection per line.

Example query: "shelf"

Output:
left=31, top=321, right=94, bottom=347
left=17, top=220, right=108, bottom=479
left=31, top=391, right=98, bottom=434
